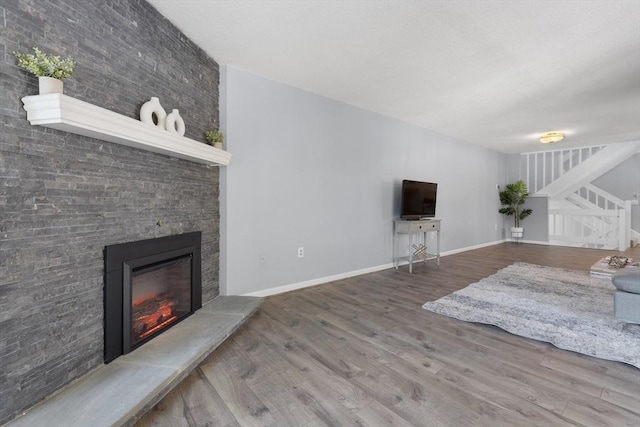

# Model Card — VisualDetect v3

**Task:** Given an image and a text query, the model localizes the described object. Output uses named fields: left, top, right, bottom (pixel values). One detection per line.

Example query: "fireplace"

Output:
left=104, top=232, right=202, bottom=363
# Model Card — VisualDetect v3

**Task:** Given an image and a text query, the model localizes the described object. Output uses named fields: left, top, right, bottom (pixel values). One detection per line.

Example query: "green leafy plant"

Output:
left=204, top=130, right=224, bottom=145
left=13, top=47, right=75, bottom=80
left=498, top=180, right=533, bottom=228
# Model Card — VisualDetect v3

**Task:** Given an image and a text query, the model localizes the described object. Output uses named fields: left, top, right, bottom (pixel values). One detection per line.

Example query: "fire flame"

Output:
left=132, top=297, right=177, bottom=342
left=138, top=315, right=178, bottom=340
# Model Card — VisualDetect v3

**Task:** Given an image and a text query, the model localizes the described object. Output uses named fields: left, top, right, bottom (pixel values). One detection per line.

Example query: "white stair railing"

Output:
left=520, top=146, right=604, bottom=194
left=522, top=142, right=639, bottom=251
left=622, top=200, right=633, bottom=250
left=549, top=208, right=626, bottom=249
left=551, top=193, right=634, bottom=250
left=533, top=142, right=640, bottom=199
left=576, top=183, right=626, bottom=209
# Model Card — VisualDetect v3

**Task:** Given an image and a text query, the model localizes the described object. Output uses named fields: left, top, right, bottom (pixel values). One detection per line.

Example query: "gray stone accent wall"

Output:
left=0, top=0, right=220, bottom=422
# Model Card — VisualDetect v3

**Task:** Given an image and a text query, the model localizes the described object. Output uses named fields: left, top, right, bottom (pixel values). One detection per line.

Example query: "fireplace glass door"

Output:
left=126, top=255, right=192, bottom=350
left=104, top=232, right=201, bottom=363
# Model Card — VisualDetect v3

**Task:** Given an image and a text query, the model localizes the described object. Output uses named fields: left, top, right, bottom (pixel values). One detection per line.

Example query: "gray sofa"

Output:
left=612, top=269, right=640, bottom=324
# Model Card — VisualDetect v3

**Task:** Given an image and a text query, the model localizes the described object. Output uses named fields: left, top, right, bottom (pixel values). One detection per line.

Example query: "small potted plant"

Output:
left=13, top=47, right=75, bottom=95
left=204, top=130, right=224, bottom=149
left=499, top=180, right=533, bottom=240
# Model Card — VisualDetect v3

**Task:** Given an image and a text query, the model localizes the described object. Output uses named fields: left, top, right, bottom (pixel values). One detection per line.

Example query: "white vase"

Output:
left=139, top=97, right=167, bottom=129
left=165, top=109, right=185, bottom=136
left=39, top=76, right=63, bottom=95
left=213, top=142, right=223, bottom=149
left=511, top=227, right=524, bottom=238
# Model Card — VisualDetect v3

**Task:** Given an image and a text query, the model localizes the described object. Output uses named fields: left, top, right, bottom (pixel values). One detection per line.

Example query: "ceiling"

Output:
left=148, top=0, right=640, bottom=154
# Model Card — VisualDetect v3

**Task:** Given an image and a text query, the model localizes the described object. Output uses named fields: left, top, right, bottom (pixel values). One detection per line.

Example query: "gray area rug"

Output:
left=422, top=262, right=640, bottom=368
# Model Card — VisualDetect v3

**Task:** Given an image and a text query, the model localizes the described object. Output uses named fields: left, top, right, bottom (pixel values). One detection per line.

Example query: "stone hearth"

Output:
left=6, top=296, right=261, bottom=427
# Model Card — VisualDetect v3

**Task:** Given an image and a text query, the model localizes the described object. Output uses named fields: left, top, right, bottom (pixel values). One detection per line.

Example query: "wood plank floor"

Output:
left=136, top=244, right=640, bottom=427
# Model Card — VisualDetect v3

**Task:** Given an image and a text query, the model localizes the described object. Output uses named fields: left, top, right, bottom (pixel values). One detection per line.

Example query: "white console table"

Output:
left=393, top=219, right=441, bottom=273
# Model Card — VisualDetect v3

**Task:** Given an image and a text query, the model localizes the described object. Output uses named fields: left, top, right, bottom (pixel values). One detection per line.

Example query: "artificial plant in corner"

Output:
left=204, top=130, right=224, bottom=149
left=499, top=179, right=532, bottom=237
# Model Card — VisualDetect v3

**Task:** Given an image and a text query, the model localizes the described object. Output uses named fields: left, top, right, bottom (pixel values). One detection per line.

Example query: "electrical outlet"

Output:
left=298, top=247, right=304, bottom=258
left=259, top=256, right=266, bottom=265
left=494, top=224, right=498, bottom=231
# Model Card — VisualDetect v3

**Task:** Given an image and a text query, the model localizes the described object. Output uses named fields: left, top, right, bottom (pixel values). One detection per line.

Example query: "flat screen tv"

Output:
left=401, top=180, right=437, bottom=220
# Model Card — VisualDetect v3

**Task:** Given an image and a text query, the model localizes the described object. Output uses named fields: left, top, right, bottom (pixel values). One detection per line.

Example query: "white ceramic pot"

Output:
left=511, top=227, right=524, bottom=238
left=38, top=76, right=63, bottom=95
left=165, top=109, right=185, bottom=136
left=140, top=97, right=167, bottom=129
left=213, top=142, right=223, bottom=149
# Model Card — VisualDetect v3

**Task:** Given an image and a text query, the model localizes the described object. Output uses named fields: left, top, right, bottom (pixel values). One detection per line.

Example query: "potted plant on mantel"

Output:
left=499, top=179, right=533, bottom=240
left=204, top=130, right=224, bottom=149
left=13, top=47, right=75, bottom=95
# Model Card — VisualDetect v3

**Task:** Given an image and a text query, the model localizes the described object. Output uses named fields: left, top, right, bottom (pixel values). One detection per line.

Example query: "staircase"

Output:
left=520, top=142, right=640, bottom=250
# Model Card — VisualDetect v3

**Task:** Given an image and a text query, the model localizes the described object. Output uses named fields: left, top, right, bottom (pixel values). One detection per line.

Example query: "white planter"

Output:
left=511, top=227, right=524, bottom=238
left=38, top=76, right=63, bottom=95
left=213, top=142, right=223, bottom=149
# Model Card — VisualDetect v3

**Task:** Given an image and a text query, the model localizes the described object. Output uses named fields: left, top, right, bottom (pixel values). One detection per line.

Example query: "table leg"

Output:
left=393, top=229, right=398, bottom=269
left=409, top=232, right=413, bottom=273
left=436, top=229, right=440, bottom=266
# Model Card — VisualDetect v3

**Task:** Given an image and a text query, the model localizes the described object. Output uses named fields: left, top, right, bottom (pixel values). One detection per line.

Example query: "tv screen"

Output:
left=401, top=180, right=437, bottom=219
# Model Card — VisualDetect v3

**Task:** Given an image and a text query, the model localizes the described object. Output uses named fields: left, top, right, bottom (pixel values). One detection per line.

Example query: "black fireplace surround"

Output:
left=103, top=232, right=202, bottom=363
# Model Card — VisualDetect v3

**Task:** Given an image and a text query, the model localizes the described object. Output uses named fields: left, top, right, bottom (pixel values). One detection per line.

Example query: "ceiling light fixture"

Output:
left=539, top=131, right=564, bottom=144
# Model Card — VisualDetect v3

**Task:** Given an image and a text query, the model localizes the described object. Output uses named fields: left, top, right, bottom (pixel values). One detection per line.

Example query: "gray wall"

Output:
left=517, top=196, right=548, bottom=242
left=594, top=153, right=640, bottom=231
left=220, top=66, right=507, bottom=296
left=0, top=0, right=220, bottom=422
left=506, top=153, right=521, bottom=182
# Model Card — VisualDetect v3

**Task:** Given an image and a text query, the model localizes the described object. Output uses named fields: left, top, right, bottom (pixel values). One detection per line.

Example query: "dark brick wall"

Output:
left=0, top=0, right=220, bottom=422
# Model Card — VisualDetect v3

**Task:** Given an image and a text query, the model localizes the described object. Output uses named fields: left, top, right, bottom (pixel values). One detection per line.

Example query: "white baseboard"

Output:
left=440, top=239, right=506, bottom=256
left=242, top=263, right=395, bottom=297
left=507, top=239, right=549, bottom=245
left=241, top=239, right=508, bottom=297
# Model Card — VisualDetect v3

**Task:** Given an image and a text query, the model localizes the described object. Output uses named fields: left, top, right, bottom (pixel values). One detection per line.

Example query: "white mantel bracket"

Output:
left=21, top=94, right=231, bottom=166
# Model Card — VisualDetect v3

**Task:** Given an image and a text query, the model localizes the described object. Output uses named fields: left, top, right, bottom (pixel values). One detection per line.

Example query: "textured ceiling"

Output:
left=148, top=0, right=640, bottom=154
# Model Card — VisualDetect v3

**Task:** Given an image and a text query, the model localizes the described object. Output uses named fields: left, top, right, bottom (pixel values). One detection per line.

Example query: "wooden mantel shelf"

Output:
left=21, top=94, right=231, bottom=166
